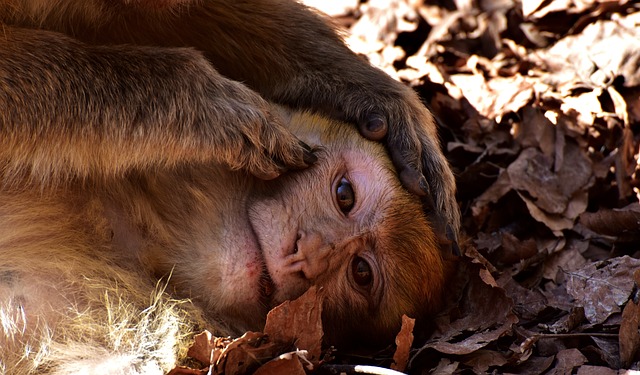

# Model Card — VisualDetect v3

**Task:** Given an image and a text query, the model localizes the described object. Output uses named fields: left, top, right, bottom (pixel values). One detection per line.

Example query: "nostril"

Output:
left=293, top=232, right=302, bottom=254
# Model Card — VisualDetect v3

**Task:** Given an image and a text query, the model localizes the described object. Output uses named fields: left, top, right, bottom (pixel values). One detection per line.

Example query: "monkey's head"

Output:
left=244, top=110, right=447, bottom=347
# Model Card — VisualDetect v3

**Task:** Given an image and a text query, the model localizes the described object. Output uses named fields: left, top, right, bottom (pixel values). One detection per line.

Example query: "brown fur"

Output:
left=0, top=112, right=446, bottom=373
left=0, top=0, right=459, bottom=230
left=0, top=1, right=458, bottom=373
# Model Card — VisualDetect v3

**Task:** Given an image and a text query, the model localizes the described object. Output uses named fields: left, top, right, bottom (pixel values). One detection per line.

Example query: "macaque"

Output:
left=0, top=0, right=459, bottom=234
left=0, top=109, right=448, bottom=373
left=0, top=0, right=459, bottom=373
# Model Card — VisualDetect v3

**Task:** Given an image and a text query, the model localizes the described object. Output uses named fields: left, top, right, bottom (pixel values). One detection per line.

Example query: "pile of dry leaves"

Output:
left=172, top=1, right=640, bottom=373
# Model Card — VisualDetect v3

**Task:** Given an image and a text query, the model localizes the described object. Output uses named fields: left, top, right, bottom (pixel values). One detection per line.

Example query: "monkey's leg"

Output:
left=0, top=26, right=315, bottom=185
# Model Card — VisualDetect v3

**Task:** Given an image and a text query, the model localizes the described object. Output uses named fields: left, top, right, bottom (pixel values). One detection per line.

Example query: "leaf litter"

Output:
left=171, top=1, right=640, bottom=373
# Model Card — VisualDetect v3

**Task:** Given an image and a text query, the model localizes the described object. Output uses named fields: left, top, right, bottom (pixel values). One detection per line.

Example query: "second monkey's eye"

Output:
left=336, top=177, right=355, bottom=214
left=351, top=256, right=373, bottom=287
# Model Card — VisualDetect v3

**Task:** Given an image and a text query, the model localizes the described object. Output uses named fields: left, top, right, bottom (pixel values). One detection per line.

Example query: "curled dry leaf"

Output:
left=176, top=287, right=324, bottom=375
left=579, top=204, right=640, bottom=237
left=186, top=330, right=217, bottom=365
left=391, top=315, right=415, bottom=372
left=263, top=286, right=324, bottom=363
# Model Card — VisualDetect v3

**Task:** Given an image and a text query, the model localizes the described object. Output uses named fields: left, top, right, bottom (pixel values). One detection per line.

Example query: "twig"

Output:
left=317, top=364, right=407, bottom=375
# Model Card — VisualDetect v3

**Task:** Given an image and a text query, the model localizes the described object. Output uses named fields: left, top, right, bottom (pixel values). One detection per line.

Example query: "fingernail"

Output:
left=303, top=150, right=317, bottom=165
left=366, top=116, right=386, bottom=133
left=418, top=176, right=429, bottom=195
left=298, top=140, right=312, bottom=151
left=446, top=224, right=461, bottom=256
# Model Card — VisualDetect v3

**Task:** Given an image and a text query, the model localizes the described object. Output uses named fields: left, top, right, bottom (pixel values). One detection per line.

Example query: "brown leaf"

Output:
left=546, top=348, right=587, bottom=375
left=213, top=332, right=284, bottom=375
left=186, top=331, right=216, bottom=365
left=173, top=331, right=284, bottom=375
left=478, top=268, right=498, bottom=288
left=532, top=14, right=640, bottom=91
left=461, top=350, right=508, bottom=373
left=619, top=269, right=640, bottom=368
left=576, top=365, right=618, bottom=375
left=507, top=145, right=591, bottom=216
left=391, top=315, right=415, bottom=372
left=542, top=246, right=588, bottom=283
left=565, top=256, right=640, bottom=324
left=417, top=261, right=518, bottom=356
left=514, top=107, right=556, bottom=157
left=253, top=352, right=307, bottom=375
left=579, top=204, right=640, bottom=237
left=449, top=74, right=534, bottom=121
left=430, top=358, right=460, bottom=375
left=501, top=276, right=549, bottom=322
left=166, top=367, right=208, bottom=375
left=263, top=286, right=324, bottom=363
left=504, top=143, right=592, bottom=232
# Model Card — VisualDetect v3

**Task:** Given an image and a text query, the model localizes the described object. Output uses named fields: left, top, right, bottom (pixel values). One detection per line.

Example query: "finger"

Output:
left=299, top=140, right=318, bottom=166
left=252, top=167, right=284, bottom=181
left=388, top=145, right=426, bottom=197
left=447, top=224, right=461, bottom=256
left=358, top=114, right=387, bottom=141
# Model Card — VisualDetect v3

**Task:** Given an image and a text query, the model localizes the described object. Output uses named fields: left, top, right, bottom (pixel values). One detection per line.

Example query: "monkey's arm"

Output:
left=0, top=26, right=313, bottom=183
left=156, top=1, right=459, bottom=235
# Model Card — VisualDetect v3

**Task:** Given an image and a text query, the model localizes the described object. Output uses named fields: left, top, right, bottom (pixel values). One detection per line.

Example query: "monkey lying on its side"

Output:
left=0, top=0, right=459, bottom=373
left=0, top=108, right=447, bottom=374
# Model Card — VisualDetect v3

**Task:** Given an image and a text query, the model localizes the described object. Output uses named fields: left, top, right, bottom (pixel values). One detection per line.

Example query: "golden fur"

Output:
left=1, top=113, right=446, bottom=374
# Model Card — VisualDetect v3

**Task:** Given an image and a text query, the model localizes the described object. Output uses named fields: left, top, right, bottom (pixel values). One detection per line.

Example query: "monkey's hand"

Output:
left=182, top=1, right=460, bottom=240
left=349, top=82, right=461, bottom=245
left=0, top=27, right=314, bottom=182
left=198, top=78, right=317, bottom=180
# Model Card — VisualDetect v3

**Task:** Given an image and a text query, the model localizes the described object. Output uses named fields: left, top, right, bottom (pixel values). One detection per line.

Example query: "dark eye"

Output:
left=351, top=256, right=373, bottom=286
left=336, top=177, right=355, bottom=214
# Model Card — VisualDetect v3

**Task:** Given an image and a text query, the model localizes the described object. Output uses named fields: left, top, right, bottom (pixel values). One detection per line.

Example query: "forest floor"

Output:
left=171, top=1, right=640, bottom=374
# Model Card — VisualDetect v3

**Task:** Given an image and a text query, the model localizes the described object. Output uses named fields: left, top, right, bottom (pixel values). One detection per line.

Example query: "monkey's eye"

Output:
left=351, top=256, right=373, bottom=287
left=336, top=177, right=355, bottom=214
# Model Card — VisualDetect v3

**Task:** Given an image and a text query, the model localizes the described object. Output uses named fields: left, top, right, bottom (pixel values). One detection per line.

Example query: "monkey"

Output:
left=0, top=0, right=459, bottom=236
left=0, top=108, right=448, bottom=374
left=0, top=0, right=460, bottom=373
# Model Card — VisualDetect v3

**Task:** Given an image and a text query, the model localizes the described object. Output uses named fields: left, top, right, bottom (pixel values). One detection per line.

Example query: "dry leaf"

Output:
left=263, top=286, right=324, bottom=363
left=416, top=262, right=518, bottom=356
left=186, top=331, right=217, bottom=365
left=253, top=352, right=307, bottom=375
left=619, top=269, right=640, bottom=368
left=565, top=256, right=640, bottom=324
left=546, top=348, right=587, bottom=375
left=461, top=350, right=508, bottom=373
left=391, top=315, right=415, bottom=372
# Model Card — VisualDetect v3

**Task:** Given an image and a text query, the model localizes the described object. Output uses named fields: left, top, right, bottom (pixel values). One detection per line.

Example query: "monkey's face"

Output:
left=244, top=113, right=446, bottom=347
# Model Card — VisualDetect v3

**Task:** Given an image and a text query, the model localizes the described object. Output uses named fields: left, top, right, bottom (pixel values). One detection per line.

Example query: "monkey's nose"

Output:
left=294, top=231, right=333, bottom=280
